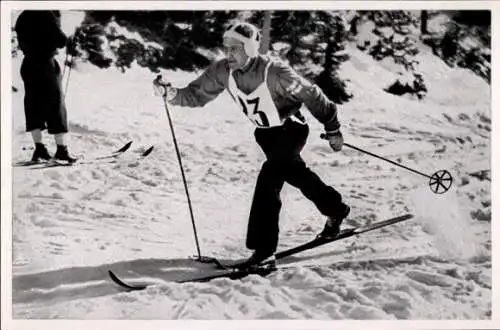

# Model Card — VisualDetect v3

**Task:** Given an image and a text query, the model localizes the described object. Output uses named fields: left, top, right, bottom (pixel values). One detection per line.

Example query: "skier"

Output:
left=15, top=10, right=77, bottom=163
left=154, top=22, right=350, bottom=268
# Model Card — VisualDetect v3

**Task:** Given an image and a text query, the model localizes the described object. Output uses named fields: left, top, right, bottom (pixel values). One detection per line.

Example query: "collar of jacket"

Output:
left=234, top=56, right=259, bottom=74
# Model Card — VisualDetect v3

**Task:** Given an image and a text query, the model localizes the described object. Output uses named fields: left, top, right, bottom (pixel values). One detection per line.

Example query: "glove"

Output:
left=321, top=129, right=343, bottom=152
left=153, top=75, right=177, bottom=101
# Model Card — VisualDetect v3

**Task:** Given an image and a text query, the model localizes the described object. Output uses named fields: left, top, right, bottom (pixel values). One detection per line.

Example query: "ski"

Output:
left=141, top=145, right=155, bottom=158
left=93, top=140, right=133, bottom=161
left=275, top=213, right=414, bottom=259
left=75, top=144, right=154, bottom=165
left=215, top=213, right=414, bottom=269
left=13, top=140, right=133, bottom=168
left=27, top=144, right=154, bottom=169
left=108, top=270, right=148, bottom=291
left=179, top=264, right=277, bottom=283
left=108, top=263, right=276, bottom=290
left=12, top=159, right=49, bottom=167
left=108, top=213, right=413, bottom=289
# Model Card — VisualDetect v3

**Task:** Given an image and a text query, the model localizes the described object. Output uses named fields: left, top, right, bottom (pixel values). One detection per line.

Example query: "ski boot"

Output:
left=31, top=143, right=52, bottom=162
left=233, top=249, right=277, bottom=271
left=317, top=204, right=351, bottom=240
left=54, top=145, right=78, bottom=163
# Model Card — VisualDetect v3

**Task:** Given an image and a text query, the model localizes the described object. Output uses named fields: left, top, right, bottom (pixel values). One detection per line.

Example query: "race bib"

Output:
left=237, top=95, right=282, bottom=127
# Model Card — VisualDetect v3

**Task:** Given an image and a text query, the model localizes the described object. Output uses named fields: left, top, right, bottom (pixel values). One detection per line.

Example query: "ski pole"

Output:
left=344, top=142, right=433, bottom=179
left=321, top=134, right=453, bottom=194
left=157, top=80, right=202, bottom=260
left=62, top=51, right=69, bottom=80
left=63, top=53, right=73, bottom=102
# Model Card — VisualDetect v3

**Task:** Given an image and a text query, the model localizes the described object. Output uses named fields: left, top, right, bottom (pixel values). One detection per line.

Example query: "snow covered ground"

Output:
left=3, top=8, right=495, bottom=329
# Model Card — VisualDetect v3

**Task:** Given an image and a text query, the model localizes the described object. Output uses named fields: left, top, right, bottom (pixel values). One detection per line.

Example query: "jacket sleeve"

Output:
left=48, top=11, right=68, bottom=49
left=37, top=11, right=67, bottom=49
left=270, top=61, right=341, bottom=132
left=15, top=11, right=67, bottom=54
left=170, top=59, right=229, bottom=108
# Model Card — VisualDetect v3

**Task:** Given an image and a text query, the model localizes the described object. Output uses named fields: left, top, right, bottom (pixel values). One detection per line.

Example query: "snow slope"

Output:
left=7, top=11, right=492, bottom=323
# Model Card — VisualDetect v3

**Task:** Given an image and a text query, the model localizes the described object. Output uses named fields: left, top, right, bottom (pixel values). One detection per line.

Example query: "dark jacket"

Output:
left=15, top=10, right=67, bottom=59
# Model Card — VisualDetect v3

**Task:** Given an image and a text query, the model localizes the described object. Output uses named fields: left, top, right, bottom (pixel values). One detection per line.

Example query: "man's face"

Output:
left=223, top=37, right=249, bottom=70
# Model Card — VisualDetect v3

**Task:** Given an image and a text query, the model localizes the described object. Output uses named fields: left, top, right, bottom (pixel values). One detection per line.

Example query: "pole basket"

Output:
left=429, top=169, right=453, bottom=194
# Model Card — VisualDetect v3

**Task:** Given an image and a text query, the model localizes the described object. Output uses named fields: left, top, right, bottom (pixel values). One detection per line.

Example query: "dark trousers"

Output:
left=21, top=57, right=68, bottom=134
left=246, top=120, right=344, bottom=253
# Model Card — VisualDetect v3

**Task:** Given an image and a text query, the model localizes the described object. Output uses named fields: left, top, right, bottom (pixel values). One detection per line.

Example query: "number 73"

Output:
left=238, top=96, right=270, bottom=127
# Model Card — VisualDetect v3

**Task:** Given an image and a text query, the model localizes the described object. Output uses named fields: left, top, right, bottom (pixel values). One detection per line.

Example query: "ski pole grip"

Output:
left=154, top=75, right=171, bottom=87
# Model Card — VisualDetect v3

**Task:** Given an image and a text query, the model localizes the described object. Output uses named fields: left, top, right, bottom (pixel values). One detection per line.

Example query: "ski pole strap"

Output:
left=154, top=75, right=177, bottom=100
left=154, top=75, right=172, bottom=89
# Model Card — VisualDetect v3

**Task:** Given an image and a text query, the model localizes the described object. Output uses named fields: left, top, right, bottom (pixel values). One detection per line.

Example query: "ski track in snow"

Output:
left=9, top=17, right=491, bottom=320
